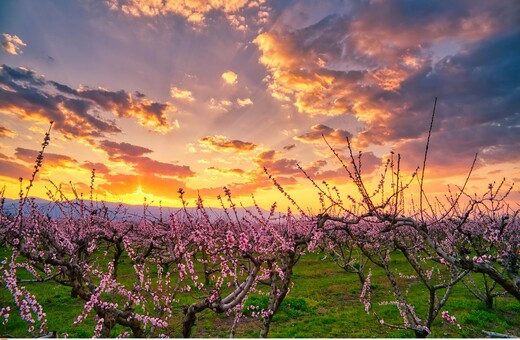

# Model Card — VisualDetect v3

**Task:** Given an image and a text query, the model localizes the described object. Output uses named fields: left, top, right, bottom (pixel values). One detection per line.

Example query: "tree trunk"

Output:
left=260, top=254, right=295, bottom=338
left=182, top=301, right=207, bottom=338
left=260, top=318, right=272, bottom=338
left=485, top=295, right=494, bottom=309
left=414, top=329, right=429, bottom=338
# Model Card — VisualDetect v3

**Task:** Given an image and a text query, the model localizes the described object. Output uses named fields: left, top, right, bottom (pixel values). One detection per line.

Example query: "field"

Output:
left=1, top=249, right=519, bottom=338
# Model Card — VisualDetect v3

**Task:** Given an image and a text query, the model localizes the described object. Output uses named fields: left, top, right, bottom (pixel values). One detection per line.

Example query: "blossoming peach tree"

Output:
left=1, top=108, right=519, bottom=338
left=300, top=110, right=519, bottom=336
left=1, top=183, right=313, bottom=337
left=0, top=125, right=314, bottom=337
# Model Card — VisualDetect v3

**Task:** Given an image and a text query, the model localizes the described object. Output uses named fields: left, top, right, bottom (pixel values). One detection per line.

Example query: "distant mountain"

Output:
left=0, top=197, right=279, bottom=221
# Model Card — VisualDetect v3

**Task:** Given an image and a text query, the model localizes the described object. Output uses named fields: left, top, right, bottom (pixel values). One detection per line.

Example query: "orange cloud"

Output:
left=254, top=31, right=348, bottom=116
left=193, top=174, right=299, bottom=201
left=194, top=180, right=272, bottom=199
left=96, top=140, right=195, bottom=178
left=199, top=135, right=257, bottom=152
left=107, top=0, right=251, bottom=26
left=370, top=68, right=406, bottom=91
left=170, top=86, right=195, bottom=102
left=236, top=98, right=253, bottom=107
left=222, top=70, right=238, bottom=85
left=254, top=143, right=381, bottom=185
left=1, top=33, right=26, bottom=55
left=0, top=126, right=15, bottom=138
left=207, top=167, right=245, bottom=176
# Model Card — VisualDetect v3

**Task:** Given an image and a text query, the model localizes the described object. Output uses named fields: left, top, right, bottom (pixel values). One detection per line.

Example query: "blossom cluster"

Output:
left=441, top=310, right=462, bottom=330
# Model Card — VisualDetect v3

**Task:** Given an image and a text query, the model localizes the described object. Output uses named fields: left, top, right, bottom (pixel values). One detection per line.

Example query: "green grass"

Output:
left=1, top=250, right=519, bottom=338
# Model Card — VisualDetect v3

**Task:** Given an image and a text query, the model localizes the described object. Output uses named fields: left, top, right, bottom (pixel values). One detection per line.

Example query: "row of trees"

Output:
left=1, top=117, right=519, bottom=337
left=1, top=183, right=314, bottom=337
left=313, top=145, right=519, bottom=337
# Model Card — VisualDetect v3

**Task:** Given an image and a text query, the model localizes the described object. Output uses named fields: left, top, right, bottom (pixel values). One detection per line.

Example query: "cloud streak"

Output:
left=207, top=167, right=246, bottom=176
left=15, top=147, right=78, bottom=168
left=96, top=140, right=195, bottom=178
left=199, top=135, right=257, bottom=152
left=0, top=126, right=15, bottom=138
left=295, top=124, right=352, bottom=146
left=98, top=140, right=153, bottom=158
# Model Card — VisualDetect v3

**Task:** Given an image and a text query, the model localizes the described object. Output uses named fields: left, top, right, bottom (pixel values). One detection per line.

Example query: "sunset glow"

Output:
left=0, top=1, right=519, bottom=211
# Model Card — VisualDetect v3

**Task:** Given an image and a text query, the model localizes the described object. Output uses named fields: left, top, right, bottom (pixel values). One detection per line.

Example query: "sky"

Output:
left=0, top=0, right=519, bottom=212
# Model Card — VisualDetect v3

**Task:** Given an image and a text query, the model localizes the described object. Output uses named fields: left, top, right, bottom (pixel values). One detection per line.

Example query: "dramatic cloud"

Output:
left=77, top=87, right=174, bottom=133
left=256, top=1, right=518, bottom=117
left=1, top=1, right=518, bottom=209
left=170, top=86, right=195, bottom=102
left=1, top=33, right=26, bottom=55
left=0, top=64, right=175, bottom=139
left=255, top=1, right=520, bottom=176
left=105, top=0, right=266, bottom=28
left=353, top=29, right=520, bottom=147
left=254, top=29, right=347, bottom=116
left=295, top=124, right=352, bottom=146
left=221, top=71, right=238, bottom=86
left=199, top=135, right=257, bottom=152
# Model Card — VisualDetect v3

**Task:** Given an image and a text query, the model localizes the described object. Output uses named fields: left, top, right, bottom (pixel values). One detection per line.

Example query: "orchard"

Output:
left=1, top=122, right=519, bottom=338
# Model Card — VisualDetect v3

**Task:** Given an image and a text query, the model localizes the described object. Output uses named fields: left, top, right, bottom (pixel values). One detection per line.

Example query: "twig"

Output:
left=420, top=97, right=437, bottom=222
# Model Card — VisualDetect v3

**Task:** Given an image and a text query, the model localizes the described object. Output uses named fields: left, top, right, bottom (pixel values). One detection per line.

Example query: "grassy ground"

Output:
left=1, top=250, right=519, bottom=338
